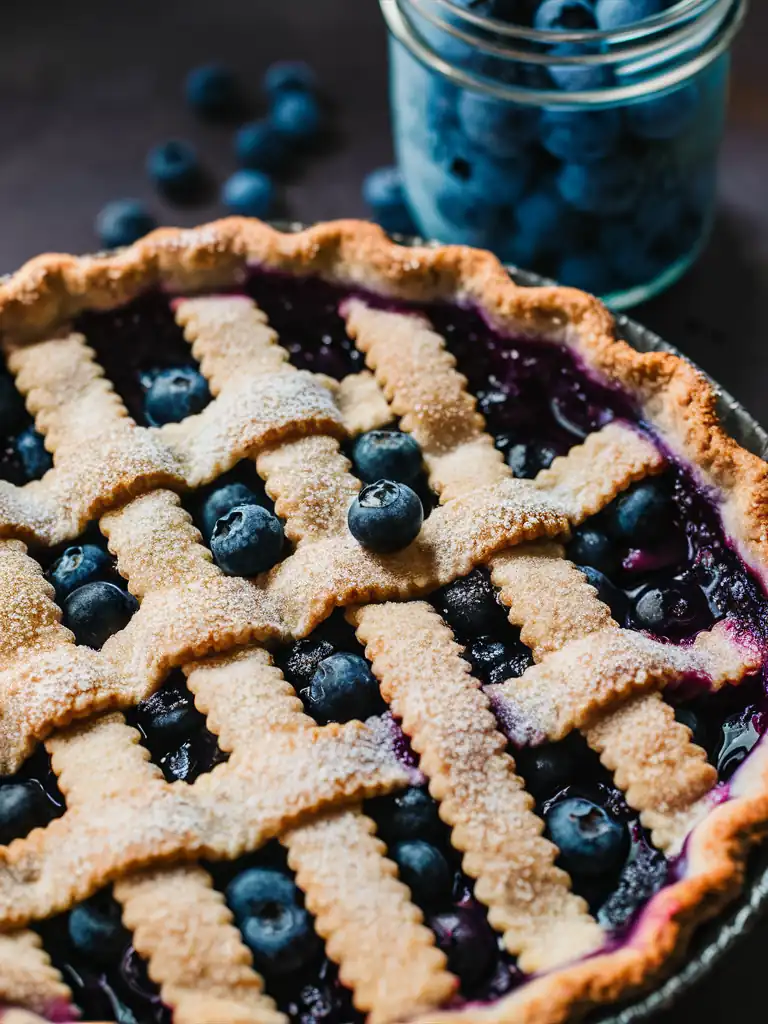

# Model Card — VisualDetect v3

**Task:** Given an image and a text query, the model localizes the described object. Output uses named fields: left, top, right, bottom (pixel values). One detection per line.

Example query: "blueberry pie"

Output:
left=0, top=219, right=766, bottom=1024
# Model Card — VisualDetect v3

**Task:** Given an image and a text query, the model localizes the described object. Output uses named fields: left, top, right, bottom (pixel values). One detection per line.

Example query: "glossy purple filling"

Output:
left=2, top=270, right=765, bottom=1022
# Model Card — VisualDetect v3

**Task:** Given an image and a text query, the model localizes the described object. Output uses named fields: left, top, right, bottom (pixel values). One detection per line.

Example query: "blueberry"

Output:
left=271, top=91, right=323, bottom=145
left=595, top=0, right=663, bottom=29
left=457, top=92, right=539, bottom=159
left=549, top=42, right=613, bottom=91
left=428, top=907, right=498, bottom=990
left=64, top=581, right=139, bottom=648
left=512, top=187, right=569, bottom=264
left=566, top=526, right=617, bottom=575
left=375, top=787, right=444, bottom=845
left=515, top=735, right=588, bottom=801
left=352, top=430, right=423, bottom=486
left=674, top=705, right=710, bottom=753
left=0, top=374, right=26, bottom=437
left=436, top=569, right=507, bottom=637
left=235, top=120, right=288, bottom=172
left=68, top=891, right=130, bottom=965
left=48, top=543, right=112, bottom=602
left=626, top=82, right=700, bottom=140
left=185, top=63, right=241, bottom=119
left=347, top=480, right=423, bottom=554
left=577, top=565, right=628, bottom=621
left=16, top=428, right=53, bottom=480
left=545, top=797, right=629, bottom=877
left=278, top=638, right=337, bottom=690
left=534, top=0, right=597, bottom=30
left=557, top=158, right=640, bottom=216
left=629, top=578, right=711, bottom=638
left=539, top=108, right=621, bottom=163
left=362, top=167, right=417, bottom=235
left=199, top=482, right=262, bottom=542
left=557, top=251, right=616, bottom=295
left=506, top=440, right=557, bottom=479
left=146, top=140, right=203, bottom=201
left=226, top=867, right=321, bottom=977
left=434, top=177, right=505, bottom=245
left=0, top=781, right=46, bottom=845
left=144, top=367, right=211, bottom=426
left=135, top=680, right=202, bottom=751
left=263, top=60, right=317, bottom=99
left=306, top=652, right=384, bottom=724
left=210, top=505, right=284, bottom=577
left=95, top=199, right=157, bottom=250
left=608, top=479, right=673, bottom=544
left=465, top=635, right=533, bottom=685
left=392, top=840, right=452, bottom=908
left=221, top=169, right=276, bottom=218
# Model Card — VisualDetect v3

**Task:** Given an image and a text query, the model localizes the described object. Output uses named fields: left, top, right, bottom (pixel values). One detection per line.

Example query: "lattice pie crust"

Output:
left=0, top=219, right=765, bottom=1024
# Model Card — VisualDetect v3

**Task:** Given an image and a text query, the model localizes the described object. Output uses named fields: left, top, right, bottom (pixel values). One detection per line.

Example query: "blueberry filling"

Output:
left=127, top=671, right=227, bottom=784
left=187, top=462, right=288, bottom=578
left=36, top=887, right=169, bottom=1024
left=0, top=745, right=64, bottom=846
left=0, top=368, right=52, bottom=486
left=38, top=527, right=139, bottom=649
left=368, top=786, right=520, bottom=1000
left=278, top=612, right=387, bottom=725
left=75, top=293, right=206, bottom=427
left=209, top=844, right=360, bottom=1024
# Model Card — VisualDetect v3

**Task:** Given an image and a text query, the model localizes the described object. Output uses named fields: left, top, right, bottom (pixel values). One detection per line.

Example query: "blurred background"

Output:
left=0, top=5, right=766, bottom=1016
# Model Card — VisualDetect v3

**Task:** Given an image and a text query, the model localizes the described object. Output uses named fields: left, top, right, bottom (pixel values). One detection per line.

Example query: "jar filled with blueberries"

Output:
left=380, top=0, right=746, bottom=307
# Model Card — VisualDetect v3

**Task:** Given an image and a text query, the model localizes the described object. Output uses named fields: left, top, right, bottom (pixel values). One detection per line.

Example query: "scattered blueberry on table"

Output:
left=235, top=119, right=288, bottom=172
left=145, top=139, right=204, bottom=201
left=185, top=63, right=242, bottom=120
left=95, top=199, right=157, bottom=250
left=221, top=168, right=276, bottom=217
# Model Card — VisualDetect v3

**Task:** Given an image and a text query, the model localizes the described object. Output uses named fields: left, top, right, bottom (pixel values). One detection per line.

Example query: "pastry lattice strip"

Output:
left=343, top=300, right=757, bottom=854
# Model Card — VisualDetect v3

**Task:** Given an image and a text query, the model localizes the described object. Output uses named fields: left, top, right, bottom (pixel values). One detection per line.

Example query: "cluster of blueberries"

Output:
left=96, top=61, right=328, bottom=251
left=394, top=0, right=718, bottom=295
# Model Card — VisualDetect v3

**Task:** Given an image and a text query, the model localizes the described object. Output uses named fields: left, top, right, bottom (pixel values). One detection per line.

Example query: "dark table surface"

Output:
left=1, top=1, right=767, bottom=1020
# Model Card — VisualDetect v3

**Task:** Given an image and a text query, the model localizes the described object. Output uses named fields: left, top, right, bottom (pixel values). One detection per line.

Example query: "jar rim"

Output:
left=381, top=0, right=746, bottom=106
left=428, top=0, right=716, bottom=44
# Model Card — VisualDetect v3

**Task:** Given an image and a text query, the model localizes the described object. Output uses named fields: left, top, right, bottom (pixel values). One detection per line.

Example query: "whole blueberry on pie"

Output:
left=0, top=219, right=766, bottom=1024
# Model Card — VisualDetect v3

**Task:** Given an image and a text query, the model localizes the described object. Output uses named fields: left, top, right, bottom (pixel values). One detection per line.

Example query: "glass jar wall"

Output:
left=382, top=0, right=746, bottom=308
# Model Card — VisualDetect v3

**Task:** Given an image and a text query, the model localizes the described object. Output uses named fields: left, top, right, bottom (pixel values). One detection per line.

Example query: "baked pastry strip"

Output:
left=177, top=298, right=457, bottom=1022
left=351, top=600, right=604, bottom=974
left=0, top=931, right=72, bottom=1021
left=343, top=300, right=751, bottom=855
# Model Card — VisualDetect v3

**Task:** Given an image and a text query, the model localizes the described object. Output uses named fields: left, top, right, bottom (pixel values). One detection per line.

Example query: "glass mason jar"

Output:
left=380, top=0, right=746, bottom=308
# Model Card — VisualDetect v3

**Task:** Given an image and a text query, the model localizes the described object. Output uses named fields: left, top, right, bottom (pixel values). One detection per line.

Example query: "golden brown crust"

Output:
left=0, top=218, right=766, bottom=1024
